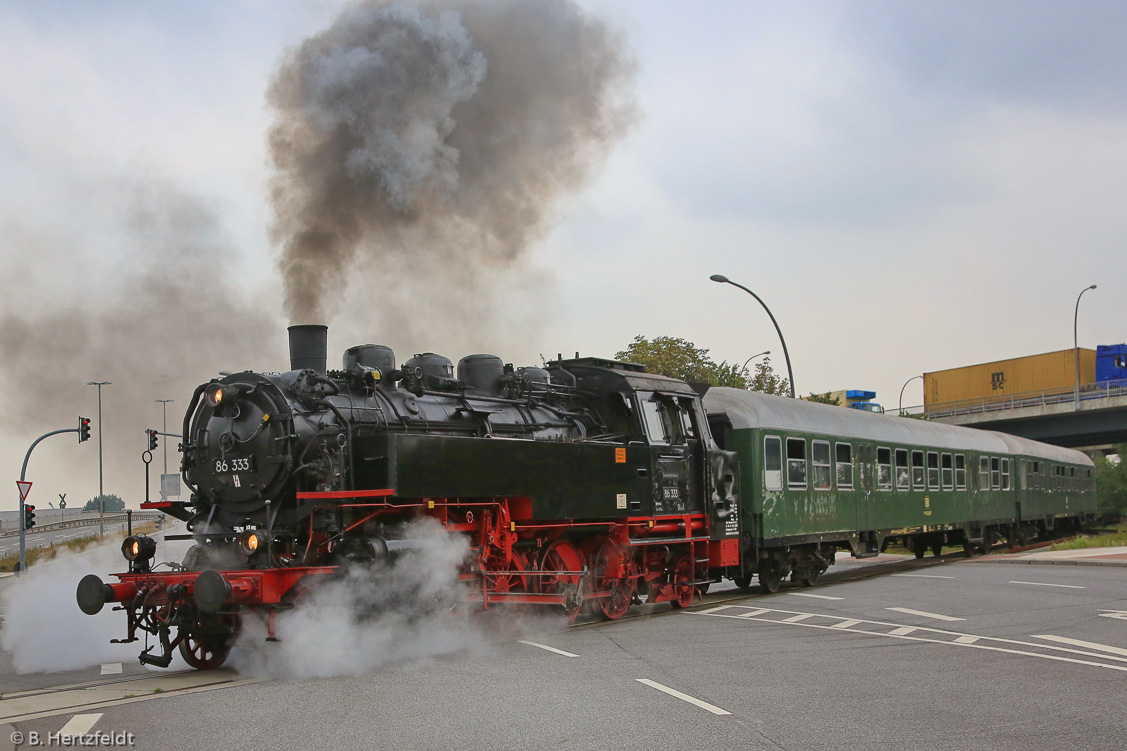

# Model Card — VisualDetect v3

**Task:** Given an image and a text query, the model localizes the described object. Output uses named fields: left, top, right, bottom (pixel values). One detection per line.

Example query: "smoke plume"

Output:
left=268, top=0, right=636, bottom=324
left=231, top=518, right=560, bottom=678
left=0, top=182, right=279, bottom=505
left=0, top=528, right=193, bottom=673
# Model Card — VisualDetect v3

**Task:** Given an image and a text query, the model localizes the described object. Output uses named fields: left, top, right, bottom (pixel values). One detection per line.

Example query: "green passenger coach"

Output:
left=703, top=387, right=1096, bottom=593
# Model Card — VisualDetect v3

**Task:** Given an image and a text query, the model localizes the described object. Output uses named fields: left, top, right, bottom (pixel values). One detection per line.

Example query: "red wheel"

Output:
left=540, top=539, right=584, bottom=624
left=492, top=549, right=529, bottom=595
left=668, top=555, right=696, bottom=610
left=177, top=629, right=230, bottom=670
left=589, top=539, right=635, bottom=621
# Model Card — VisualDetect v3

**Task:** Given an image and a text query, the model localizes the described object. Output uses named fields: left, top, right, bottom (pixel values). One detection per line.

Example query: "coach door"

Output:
left=638, top=392, right=702, bottom=515
left=858, top=443, right=875, bottom=532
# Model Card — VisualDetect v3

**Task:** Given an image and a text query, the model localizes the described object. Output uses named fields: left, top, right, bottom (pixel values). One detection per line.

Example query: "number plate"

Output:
left=215, top=457, right=256, bottom=474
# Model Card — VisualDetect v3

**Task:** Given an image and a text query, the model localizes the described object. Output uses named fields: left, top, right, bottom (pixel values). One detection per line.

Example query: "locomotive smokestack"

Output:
left=288, top=324, right=328, bottom=373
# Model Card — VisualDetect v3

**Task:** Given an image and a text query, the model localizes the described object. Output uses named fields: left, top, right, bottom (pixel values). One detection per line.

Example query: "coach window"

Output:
left=911, top=450, right=925, bottom=490
left=979, top=456, right=990, bottom=489
left=812, top=440, right=832, bottom=490
left=1031, top=461, right=1039, bottom=489
left=1001, top=458, right=1011, bottom=490
left=787, top=438, right=808, bottom=489
left=941, top=453, right=953, bottom=490
left=895, top=449, right=910, bottom=490
left=955, top=454, right=966, bottom=490
left=764, top=436, right=783, bottom=491
left=877, top=447, right=892, bottom=490
left=991, top=457, right=1001, bottom=490
left=925, top=451, right=939, bottom=490
left=836, top=443, right=854, bottom=489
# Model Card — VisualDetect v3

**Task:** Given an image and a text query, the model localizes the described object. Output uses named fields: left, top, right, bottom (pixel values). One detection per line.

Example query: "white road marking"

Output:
left=892, top=574, right=955, bottom=579
left=58, top=713, right=102, bottom=736
left=736, top=608, right=770, bottom=618
left=886, top=607, right=965, bottom=622
left=693, top=608, right=1127, bottom=673
left=1032, top=635, right=1127, bottom=657
left=955, top=636, right=979, bottom=644
left=100, top=663, right=122, bottom=675
left=636, top=679, right=731, bottom=716
left=1099, top=610, right=1127, bottom=621
left=783, top=613, right=814, bottom=622
left=830, top=619, right=861, bottom=629
left=1009, top=581, right=1086, bottom=590
left=517, top=640, right=578, bottom=658
left=786, top=592, right=844, bottom=600
left=697, top=605, right=735, bottom=615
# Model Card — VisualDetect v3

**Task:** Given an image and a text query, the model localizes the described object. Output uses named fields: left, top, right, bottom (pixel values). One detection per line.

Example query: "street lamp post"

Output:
left=155, top=399, right=173, bottom=475
left=741, top=350, right=770, bottom=372
left=710, top=275, right=796, bottom=398
left=87, top=381, right=111, bottom=536
left=1073, top=284, right=1097, bottom=410
left=899, top=374, right=924, bottom=415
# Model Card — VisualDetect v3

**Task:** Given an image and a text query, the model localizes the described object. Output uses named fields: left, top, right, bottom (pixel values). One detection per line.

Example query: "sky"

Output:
left=1, top=0, right=1125, bottom=511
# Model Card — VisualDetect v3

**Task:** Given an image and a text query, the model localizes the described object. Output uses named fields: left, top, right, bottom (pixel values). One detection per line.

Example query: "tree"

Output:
left=804, top=391, right=842, bottom=405
left=615, top=335, right=791, bottom=393
left=615, top=335, right=723, bottom=384
left=84, top=494, right=125, bottom=512
left=747, top=357, right=790, bottom=396
left=1093, top=446, right=1127, bottom=519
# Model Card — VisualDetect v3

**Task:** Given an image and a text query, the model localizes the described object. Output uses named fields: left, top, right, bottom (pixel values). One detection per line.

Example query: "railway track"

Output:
left=0, top=668, right=262, bottom=725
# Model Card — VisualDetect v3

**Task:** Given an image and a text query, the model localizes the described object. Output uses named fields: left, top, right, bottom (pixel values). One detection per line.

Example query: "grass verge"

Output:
left=1050, top=524, right=1127, bottom=551
left=0, top=521, right=158, bottom=572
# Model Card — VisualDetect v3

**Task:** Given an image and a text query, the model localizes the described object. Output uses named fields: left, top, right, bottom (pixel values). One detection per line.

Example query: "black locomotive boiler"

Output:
left=78, top=325, right=740, bottom=669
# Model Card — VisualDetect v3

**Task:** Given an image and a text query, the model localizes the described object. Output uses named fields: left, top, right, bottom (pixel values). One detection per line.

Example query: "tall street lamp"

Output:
left=1074, top=284, right=1097, bottom=410
left=742, top=350, right=770, bottom=372
left=710, top=274, right=796, bottom=398
left=155, top=399, right=173, bottom=475
left=899, top=374, right=924, bottom=415
left=86, top=381, right=111, bottom=536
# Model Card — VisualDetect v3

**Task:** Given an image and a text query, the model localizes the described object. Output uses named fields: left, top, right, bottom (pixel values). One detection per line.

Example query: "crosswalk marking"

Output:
left=58, top=714, right=102, bottom=737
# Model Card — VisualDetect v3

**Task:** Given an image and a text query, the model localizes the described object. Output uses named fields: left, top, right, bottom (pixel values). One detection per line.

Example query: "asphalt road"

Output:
left=2, top=557, right=1124, bottom=751
left=0, top=523, right=131, bottom=560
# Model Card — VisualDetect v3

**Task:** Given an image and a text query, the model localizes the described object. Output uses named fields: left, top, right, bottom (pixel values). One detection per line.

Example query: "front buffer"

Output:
left=77, top=561, right=334, bottom=670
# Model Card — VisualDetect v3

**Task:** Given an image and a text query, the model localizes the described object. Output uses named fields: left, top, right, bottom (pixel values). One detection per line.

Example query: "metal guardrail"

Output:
left=0, top=512, right=163, bottom=539
left=904, top=379, right=1127, bottom=419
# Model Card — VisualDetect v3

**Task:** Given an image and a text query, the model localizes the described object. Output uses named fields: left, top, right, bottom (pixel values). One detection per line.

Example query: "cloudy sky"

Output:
left=2, top=1, right=1125, bottom=510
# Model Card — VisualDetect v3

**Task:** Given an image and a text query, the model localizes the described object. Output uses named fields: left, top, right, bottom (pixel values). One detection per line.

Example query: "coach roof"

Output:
left=704, top=387, right=1092, bottom=466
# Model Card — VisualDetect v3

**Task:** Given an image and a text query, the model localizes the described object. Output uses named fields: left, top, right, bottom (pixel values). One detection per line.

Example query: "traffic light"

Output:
left=147, top=429, right=159, bottom=451
left=24, top=505, right=36, bottom=529
left=79, top=416, right=91, bottom=443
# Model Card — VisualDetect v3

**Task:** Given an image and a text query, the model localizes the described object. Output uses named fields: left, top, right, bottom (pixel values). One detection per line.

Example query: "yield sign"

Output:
left=16, top=480, right=32, bottom=501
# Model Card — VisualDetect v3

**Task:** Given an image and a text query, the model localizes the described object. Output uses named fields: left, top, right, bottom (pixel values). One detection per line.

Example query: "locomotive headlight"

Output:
left=238, top=529, right=264, bottom=556
left=121, top=535, right=156, bottom=562
left=205, top=384, right=224, bottom=408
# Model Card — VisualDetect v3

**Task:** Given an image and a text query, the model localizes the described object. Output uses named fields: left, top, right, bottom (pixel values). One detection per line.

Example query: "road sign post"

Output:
left=18, top=424, right=85, bottom=572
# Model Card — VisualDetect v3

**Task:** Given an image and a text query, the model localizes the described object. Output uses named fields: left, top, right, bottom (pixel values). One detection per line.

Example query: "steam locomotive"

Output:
left=77, top=325, right=1096, bottom=670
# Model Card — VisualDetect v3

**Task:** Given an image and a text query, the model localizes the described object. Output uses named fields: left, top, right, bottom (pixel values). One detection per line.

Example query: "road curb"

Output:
left=969, top=558, right=1127, bottom=568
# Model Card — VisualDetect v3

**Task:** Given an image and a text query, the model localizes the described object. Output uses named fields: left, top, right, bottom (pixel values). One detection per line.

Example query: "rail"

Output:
left=903, top=378, right=1127, bottom=418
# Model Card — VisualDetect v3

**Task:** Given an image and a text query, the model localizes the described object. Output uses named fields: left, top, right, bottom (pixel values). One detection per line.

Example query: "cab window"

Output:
left=639, top=393, right=668, bottom=445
